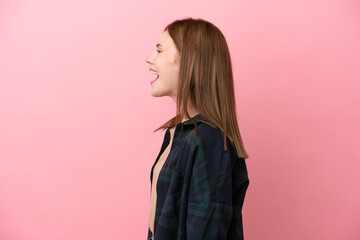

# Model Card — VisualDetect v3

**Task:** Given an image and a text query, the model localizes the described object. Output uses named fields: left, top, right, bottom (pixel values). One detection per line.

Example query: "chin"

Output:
left=150, top=92, right=162, bottom=97
left=150, top=90, right=172, bottom=99
left=150, top=90, right=164, bottom=97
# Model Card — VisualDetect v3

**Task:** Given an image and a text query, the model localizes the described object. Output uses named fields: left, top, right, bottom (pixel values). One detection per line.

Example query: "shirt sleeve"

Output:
left=185, top=126, right=248, bottom=240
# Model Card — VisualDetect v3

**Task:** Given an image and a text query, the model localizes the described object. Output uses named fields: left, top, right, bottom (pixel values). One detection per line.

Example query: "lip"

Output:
left=150, top=74, right=159, bottom=85
left=149, top=67, right=159, bottom=85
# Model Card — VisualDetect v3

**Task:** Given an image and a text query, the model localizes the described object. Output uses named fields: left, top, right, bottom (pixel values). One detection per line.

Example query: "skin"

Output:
left=145, top=29, right=201, bottom=239
left=145, top=30, right=199, bottom=122
left=145, top=30, right=180, bottom=101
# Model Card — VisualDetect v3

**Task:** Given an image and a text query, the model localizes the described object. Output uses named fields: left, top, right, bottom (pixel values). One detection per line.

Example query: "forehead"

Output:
left=157, top=30, right=174, bottom=49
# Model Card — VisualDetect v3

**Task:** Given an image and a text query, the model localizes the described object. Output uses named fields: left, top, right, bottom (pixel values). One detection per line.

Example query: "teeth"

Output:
left=150, top=70, right=159, bottom=75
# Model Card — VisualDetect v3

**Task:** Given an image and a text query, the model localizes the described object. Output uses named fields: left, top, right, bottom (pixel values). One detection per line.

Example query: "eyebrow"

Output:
left=156, top=43, right=164, bottom=48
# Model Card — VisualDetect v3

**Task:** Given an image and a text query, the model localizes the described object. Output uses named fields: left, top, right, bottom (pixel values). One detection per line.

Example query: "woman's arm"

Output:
left=186, top=127, right=249, bottom=240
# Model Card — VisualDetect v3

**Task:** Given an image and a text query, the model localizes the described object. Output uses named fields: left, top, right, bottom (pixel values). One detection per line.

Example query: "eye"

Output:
left=156, top=50, right=161, bottom=53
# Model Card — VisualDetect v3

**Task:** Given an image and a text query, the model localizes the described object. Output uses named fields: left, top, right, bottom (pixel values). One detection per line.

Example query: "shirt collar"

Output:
left=177, top=114, right=205, bottom=126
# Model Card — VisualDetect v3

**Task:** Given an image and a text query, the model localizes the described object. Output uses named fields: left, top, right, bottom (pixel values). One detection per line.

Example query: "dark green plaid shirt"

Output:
left=148, top=114, right=249, bottom=240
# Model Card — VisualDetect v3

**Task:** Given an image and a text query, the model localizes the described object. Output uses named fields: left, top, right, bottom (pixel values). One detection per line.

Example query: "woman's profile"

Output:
left=145, top=17, right=249, bottom=240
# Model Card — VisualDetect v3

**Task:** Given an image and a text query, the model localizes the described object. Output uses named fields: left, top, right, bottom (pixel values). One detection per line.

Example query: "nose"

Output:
left=145, top=49, right=157, bottom=64
left=145, top=55, right=153, bottom=64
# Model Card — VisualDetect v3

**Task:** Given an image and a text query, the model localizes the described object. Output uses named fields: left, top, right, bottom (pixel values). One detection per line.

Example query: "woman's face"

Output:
left=145, top=30, right=180, bottom=101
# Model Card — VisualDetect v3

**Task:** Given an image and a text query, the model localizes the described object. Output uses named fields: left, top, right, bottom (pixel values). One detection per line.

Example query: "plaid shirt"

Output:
left=148, top=114, right=249, bottom=240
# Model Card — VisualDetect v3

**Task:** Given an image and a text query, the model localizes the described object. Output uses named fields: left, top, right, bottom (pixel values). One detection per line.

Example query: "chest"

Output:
left=152, top=142, right=172, bottom=185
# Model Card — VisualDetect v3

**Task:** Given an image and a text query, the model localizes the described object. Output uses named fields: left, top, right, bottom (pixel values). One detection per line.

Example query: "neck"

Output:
left=172, top=95, right=200, bottom=123
left=181, top=104, right=200, bottom=123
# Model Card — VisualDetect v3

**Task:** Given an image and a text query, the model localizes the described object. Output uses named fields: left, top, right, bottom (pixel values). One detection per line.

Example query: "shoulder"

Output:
left=190, top=122, right=236, bottom=165
left=191, top=121, right=244, bottom=165
left=195, top=122, right=224, bottom=149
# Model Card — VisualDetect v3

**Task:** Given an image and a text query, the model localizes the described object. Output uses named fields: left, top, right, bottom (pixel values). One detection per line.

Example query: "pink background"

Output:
left=1, top=0, right=359, bottom=239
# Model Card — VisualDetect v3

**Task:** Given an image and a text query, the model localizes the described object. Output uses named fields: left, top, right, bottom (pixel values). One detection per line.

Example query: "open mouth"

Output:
left=150, top=69, right=159, bottom=85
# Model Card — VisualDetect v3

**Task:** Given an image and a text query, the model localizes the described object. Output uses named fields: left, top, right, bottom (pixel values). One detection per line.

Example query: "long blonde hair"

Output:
left=154, top=17, right=249, bottom=159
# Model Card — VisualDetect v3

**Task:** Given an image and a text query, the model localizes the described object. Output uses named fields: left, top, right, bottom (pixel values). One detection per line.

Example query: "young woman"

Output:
left=145, top=18, right=249, bottom=240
